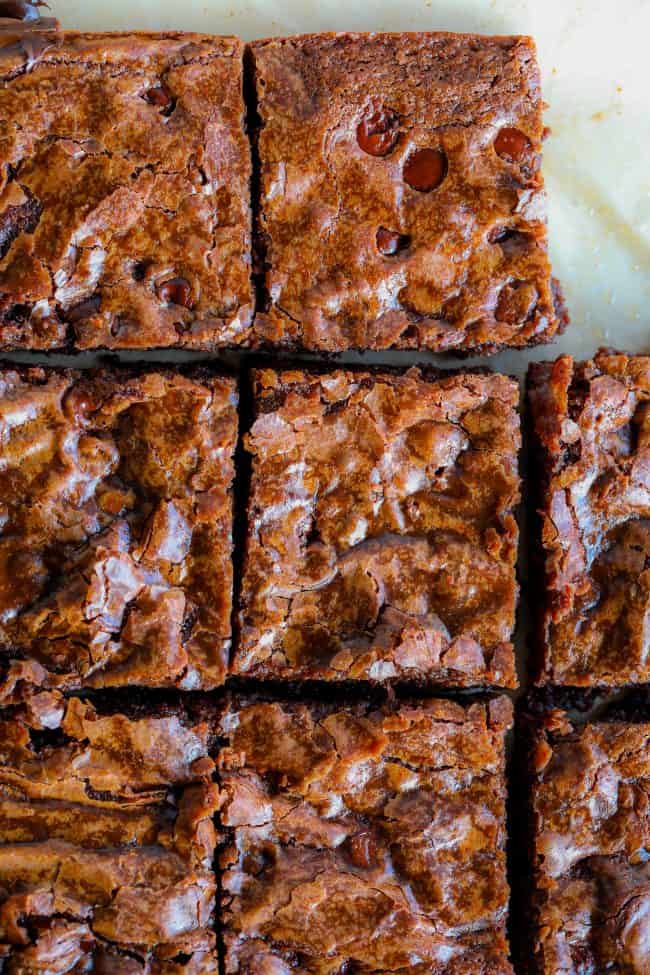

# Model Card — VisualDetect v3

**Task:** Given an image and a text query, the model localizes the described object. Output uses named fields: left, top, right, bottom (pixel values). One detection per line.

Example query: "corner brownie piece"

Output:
left=219, top=695, right=514, bottom=975
left=250, top=31, right=562, bottom=353
left=0, top=31, right=251, bottom=349
left=0, top=694, right=219, bottom=973
left=530, top=711, right=650, bottom=974
left=528, top=351, right=650, bottom=685
left=0, top=366, right=237, bottom=700
left=234, top=367, right=520, bottom=686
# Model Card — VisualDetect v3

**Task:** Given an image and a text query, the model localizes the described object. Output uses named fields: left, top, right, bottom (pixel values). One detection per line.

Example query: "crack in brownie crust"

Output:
left=250, top=31, right=561, bottom=353
left=531, top=712, right=650, bottom=975
left=234, top=367, right=520, bottom=686
left=0, top=695, right=219, bottom=973
left=0, top=366, right=237, bottom=700
left=528, top=351, right=650, bottom=685
left=219, top=695, right=514, bottom=975
left=0, top=31, right=252, bottom=349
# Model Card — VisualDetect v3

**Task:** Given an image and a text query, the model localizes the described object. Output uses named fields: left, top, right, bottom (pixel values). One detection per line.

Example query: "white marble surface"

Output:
left=50, top=0, right=650, bottom=377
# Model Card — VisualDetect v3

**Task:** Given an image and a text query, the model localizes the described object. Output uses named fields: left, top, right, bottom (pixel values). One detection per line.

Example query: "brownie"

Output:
left=0, top=694, right=219, bottom=973
left=234, top=367, right=520, bottom=686
left=0, top=30, right=252, bottom=349
left=530, top=711, right=650, bottom=974
left=250, top=31, right=563, bottom=353
left=0, top=366, right=237, bottom=701
left=219, top=694, right=514, bottom=975
left=528, top=351, right=650, bottom=686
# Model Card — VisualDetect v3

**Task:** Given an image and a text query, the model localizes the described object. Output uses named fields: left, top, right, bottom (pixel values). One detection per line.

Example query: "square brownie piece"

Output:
left=250, top=31, right=562, bottom=353
left=530, top=711, right=650, bottom=974
left=219, top=695, right=514, bottom=975
left=235, top=367, right=520, bottom=686
left=528, top=351, right=650, bottom=685
left=0, top=694, right=219, bottom=973
left=0, top=31, right=251, bottom=349
left=0, top=366, right=237, bottom=700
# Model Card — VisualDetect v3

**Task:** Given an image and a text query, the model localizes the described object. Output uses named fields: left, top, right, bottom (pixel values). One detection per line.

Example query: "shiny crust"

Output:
left=0, top=31, right=252, bottom=349
left=528, top=351, right=650, bottom=685
left=0, top=366, right=238, bottom=699
left=250, top=31, right=560, bottom=353
left=0, top=695, right=219, bottom=972
left=219, top=695, right=514, bottom=975
left=234, top=367, right=520, bottom=686
left=531, top=713, right=650, bottom=975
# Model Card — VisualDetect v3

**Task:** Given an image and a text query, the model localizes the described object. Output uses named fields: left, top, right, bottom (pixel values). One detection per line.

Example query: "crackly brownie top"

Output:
left=0, top=694, right=219, bottom=972
left=219, top=695, right=513, bottom=975
left=0, top=366, right=237, bottom=700
left=0, top=31, right=251, bottom=350
left=532, top=713, right=650, bottom=975
left=235, top=367, right=520, bottom=686
left=528, top=351, right=650, bottom=685
left=251, top=31, right=559, bottom=353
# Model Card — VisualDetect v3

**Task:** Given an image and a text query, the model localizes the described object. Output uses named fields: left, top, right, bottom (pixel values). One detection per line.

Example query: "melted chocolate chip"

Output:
left=157, top=277, right=193, bottom=308
left=131, top=261, right=148, bottom=281
left=143, top=86, right=175, bottom=115
left=494, top=127, right=531, bottom=163
left=67, top=295, right=101, bottom=323
left=489, top=227, right=532, bottom=258
left=495, top=280, right=538, bottom=324
left=356, top=109, right=400, bottom=157
left=376, top=227, right=410, bottom=256
left=346, top=832, right=378, bottom=869
left=403, top=148, right=447, bottom=192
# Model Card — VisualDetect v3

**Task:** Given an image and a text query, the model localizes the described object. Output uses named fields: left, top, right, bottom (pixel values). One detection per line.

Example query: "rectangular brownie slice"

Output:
left=528, top=351, right=650, bottom=685
left=0, top=31, right=252, bottom=349
left=0, top=366, right=237, bottom=700
left=530, top=711, right=650, bottom=974
left=250, top=31, right=563, bottom=353
left=0, top=694, right=219, bottom=973
left=219, top=694, right=514, bottom=975
left=234, top=367, right=520, bottom=687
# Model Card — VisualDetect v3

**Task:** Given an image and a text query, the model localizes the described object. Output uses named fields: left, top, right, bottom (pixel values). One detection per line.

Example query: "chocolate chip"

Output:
left=143, top=86, right=175, bottom=115
left=346, top=832, right=378, bottom=869
left=495, top=280, right=538, bottom=324
left=67, top=294, right=101, bottom=323
left=489, top=227, right=532, bottom=258
left=131, top=261, right=148, bottom=281
left=376, top=227, right=410, bottom=256
left=494, top=127, right=531, bottom=163
left=403, top=148, right=447, bottom=192
left=157, top=277, right=193, bottom=308
left=356, top=109, right=400, bottom=157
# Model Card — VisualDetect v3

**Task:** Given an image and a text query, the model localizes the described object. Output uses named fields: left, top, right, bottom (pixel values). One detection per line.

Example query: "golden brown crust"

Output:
left=0, top=31, right=252, bottom=349
left=234, top=367, right=520, bottom=686
left=528, top=351, right=650, bottom=685
left=219, top=694, right=514, bottom=975
left=0, top=366, right=238, bottom=698
left=250, top=31, right=560, bottom=353
left=0, top=695, right=219, bottom=972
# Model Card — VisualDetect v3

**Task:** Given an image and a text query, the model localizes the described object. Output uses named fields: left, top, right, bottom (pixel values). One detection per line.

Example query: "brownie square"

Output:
left=219, top=695, right=514, bottom=975
left=528, top=351, right=650, bottom=685
left=0, top=366, right=237, bottom=700
left=530, top=712, right=650, bottom=974
left=250, top=31, right=562, bottom=353
left=235, top=367, right=520, bottom=686
left=0, top=31, right=252, bottom=349
left=0, top=694, right=219, bottom=973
